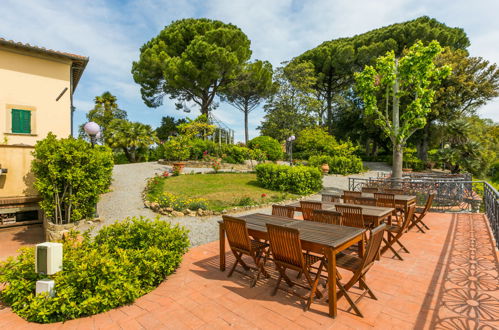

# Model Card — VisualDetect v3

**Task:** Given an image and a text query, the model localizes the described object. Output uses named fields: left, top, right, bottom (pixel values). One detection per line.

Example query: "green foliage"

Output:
left=132, top=18, right=251, bottom=115
left=308, top=155, right=364, bottom=175
left=0, top=218, right=189, bottom=323
left=255, top=164, right=322, bottom=195
left=31, top=133, right=113, bottom=224
left=160, top=136, right=191, bottom=161
left=259, top=61, right=319, bottom=141
left=80, top=92, right=127, bottom=143
left=148, top=191, right=208, bottom=212
left=219, top=145, right=252, bottom=164
left=156, top=116, right=187, bottom=141
left=293, top=127, right=358, bottom=159
left=247, top=136, right=283, bottom=161
left=178, top=115, right=216, bottom=139
left=488, top=161, right=499, bottom=183
left=105, top=119, right=157, bottom=163
left=221, top=60, right=276, bottom=143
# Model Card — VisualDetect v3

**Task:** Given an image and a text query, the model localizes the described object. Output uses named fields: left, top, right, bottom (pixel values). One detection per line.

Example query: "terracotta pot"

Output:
left=172, top=162, right=186, bottom=174
left=321, top=163, right=330, bottom=174
left=402, top=168, right=413, bottom=173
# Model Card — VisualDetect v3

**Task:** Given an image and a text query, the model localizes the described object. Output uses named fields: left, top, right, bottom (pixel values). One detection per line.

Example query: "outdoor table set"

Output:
left=218, top=190, right=422, bottom=318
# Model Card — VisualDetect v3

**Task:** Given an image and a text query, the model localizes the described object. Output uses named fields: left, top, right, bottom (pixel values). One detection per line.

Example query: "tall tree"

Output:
left=105, top=119, right=157, bottom=163
left=221, top=60, right=275, bottom=143
left=156, top=116, right=187, bottom=141
left=295, top=16, right=470, bottom=132
left=82, top=92, right=127, bottom=143
left=258, top=61, right=319, bottom=141
left=355, top=41, right=451, bottom=179
left=132, top=18, right=251, bottom=115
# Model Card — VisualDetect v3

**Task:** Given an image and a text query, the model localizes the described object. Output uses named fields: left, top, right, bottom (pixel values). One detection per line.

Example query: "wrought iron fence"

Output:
left=348, top=176, right=499, bottom=248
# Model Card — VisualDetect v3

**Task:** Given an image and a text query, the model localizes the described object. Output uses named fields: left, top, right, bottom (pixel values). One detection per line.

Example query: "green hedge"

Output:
left=308, top=155, right=364, bottom=175
left=255, top=163, right=322, bottom=195
left=247, top=136, right=283, bottom=161
left=0, top=217, right=189, bottom=323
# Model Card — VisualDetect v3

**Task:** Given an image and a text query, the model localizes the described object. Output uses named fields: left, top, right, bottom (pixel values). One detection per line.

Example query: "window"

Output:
left=11, top=109, right=31, bottom=134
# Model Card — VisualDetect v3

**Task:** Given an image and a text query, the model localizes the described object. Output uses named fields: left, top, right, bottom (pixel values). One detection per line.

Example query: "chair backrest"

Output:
left=354, top=196, right=377, bottom=206
left=359, top=224, right=386, bottom=272
left=300, top=201, right=322, bottom=220
left=401, top=204, right=416, bottom=232
left=420, top=194, right=435, bottom=217
left=343, top=191, right=362, bottom=203
left=223, top=216, right=252, bottom=253
left=361, top=187, right=378, bottom=193
left=272, top=205, right=295, bottom=218
left=266, top=224, right=304, bottom=269
left=374, top=192, right=396, bottom=208
left=384, top=188, right=404, bottom=195
left=311, top=209, right=342, bottom=225
left=322, top=194, right=340, bottom=203
left=335, top=205, right=364, bottom=228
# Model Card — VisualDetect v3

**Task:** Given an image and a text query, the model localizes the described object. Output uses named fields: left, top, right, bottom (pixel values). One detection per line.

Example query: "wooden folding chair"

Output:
left=343, top=191, right=362, bottom=204
left=380, top=204, right=415, bottom=260
left=333, top=224, right=386, bottom=317
left=354, top=196, right=377, bottom=206
left=223, top=216, right=269, bottom=287
left=299, top=201, right=322, bottom=221
left=374, top=192, right=400, bottom=223
left=410, top=194, right=434, bottom=233
left=361, top=187, right=378, bottom=193
left=266, top=224, right=325, bottom=311
left=311, top=209, right=342, bottom=225
left=322, top=194, right=340, bottom=202
left=335, top=205, right=364, bottom=228
left=272, top=204, right=295, bottom=219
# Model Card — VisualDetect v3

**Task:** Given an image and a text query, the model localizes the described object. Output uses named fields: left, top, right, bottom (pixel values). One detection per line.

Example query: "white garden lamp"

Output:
left=287, top=135, right=296, bottom=166
left=84, top=122, right=101, bottom=148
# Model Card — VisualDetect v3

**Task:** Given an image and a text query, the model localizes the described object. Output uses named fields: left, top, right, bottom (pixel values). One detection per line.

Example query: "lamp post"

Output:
left=83, top=122, right=100, bottom=148
left=287, top=135, right=295, bottom=166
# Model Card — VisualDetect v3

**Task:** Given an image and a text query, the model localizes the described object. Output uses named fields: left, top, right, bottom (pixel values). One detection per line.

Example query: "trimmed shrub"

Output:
left=247, top=136, right=283, bottom=161
left=255, top=163, right=322, bottom=195
left=308, top=155, right=364, bottom=175
left=293, top=127, right=357, bottom=159
left=220, top=145, right=252, bottom=164
left=31, top=133, right=114, bottom=224
left=0, top=217, right=189, bottom=323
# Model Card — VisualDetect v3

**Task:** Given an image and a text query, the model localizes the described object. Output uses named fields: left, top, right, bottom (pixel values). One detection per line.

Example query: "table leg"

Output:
left=327, top=248, right=337, bottom=318
left=219, top=222, right=226, bottom=271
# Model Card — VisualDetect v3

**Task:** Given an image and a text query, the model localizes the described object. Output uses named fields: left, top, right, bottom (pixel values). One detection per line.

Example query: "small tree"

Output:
left=156, top=116, right=187, bottom=141
left=105, top=119, right=157, bottom=162
left=32, top=133, right=114, bottom=224
left=355, top=41, right=450, bottom=179
left=221, top=60, right=275, bottom=143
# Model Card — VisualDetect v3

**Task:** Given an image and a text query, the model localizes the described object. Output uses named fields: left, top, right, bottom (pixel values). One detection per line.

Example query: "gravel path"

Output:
left=96, top=161, right=391, bottom=247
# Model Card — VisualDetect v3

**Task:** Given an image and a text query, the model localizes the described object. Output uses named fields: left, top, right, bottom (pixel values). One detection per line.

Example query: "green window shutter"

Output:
left=12, top=109, right=31, bottom=134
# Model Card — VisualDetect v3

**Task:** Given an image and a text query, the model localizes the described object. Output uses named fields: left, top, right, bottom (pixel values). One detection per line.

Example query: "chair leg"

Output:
left=421, top=220, right=430, bottom=230
left=394, top=238, right=410, bottom=253
left=382, top=234, right=403, bottom=260
left=336, top=278, right=363, bottom=317
left=228, top=255, right=240, bottom=277
left=359, top=277, right=377, bottom=300
left=272, top=272, right=283, bottom=296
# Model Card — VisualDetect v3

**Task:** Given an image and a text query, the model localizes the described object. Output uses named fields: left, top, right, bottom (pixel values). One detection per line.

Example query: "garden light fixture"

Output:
left=84, top=121, right=100, bottom=147
left=287, top=135, right=296, bottom=166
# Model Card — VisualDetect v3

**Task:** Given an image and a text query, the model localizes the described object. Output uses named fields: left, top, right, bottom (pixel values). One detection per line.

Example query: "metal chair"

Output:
left=311, top=209, right=342, bottom=225
left=223, top=216, right=269, bottom=287
left=299, top=201, right=322, bottom=221
left=272, top=205, right=295, bottom=219
left=266, top=224, right=325, bottom=311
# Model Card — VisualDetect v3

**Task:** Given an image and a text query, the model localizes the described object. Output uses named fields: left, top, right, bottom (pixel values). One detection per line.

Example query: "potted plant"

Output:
left=321, top=163, right=330, bottom=174
left=162, top=136, right=191, bottom=174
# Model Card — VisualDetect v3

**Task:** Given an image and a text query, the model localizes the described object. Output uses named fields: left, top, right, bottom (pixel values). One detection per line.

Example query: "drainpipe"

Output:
left=70, top=65, right=74, bottom=136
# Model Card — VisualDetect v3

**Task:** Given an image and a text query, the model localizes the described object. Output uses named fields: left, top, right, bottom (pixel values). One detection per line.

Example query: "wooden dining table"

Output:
left=331, top=192, right=417, bottom=214
left=218, top=213, right=365, bottom=318
left=288, top=200, right=394, bottom=226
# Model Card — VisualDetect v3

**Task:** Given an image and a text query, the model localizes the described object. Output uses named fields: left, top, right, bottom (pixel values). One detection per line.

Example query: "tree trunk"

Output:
left=392, top=143, right=403, bottom=180
left=244, top=109, right=249, bottom=144
left=421, top=122, right=430, bottom=161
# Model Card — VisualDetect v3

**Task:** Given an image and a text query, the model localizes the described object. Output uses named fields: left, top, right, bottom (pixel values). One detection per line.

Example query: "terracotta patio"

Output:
left=0, top=212, right=498, bottom=329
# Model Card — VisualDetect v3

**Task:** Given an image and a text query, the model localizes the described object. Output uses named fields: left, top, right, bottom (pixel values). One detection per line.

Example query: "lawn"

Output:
left=147, top=173, right=297, bottom=211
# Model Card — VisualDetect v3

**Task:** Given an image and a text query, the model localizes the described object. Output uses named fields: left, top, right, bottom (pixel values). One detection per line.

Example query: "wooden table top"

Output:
left=288, top=200, right=394, bottom=218
left=229, top=213, right=365, bottom=249
left=356, top=193, right=416, bottom=203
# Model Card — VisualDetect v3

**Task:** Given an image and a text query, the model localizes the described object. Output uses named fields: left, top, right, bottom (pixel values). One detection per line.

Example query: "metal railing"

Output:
left=348, top=176, right=499, bottom=248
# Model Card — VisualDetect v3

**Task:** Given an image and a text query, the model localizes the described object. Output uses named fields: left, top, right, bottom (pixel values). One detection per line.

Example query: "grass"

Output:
left=147, top=173, right=297, bottom=211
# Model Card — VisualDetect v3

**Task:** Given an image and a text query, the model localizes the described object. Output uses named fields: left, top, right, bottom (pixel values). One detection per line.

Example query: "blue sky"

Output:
left=1, top=0, right=498, bottom=142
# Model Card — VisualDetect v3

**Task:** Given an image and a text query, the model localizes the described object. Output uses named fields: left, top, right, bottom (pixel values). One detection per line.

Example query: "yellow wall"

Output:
left=0, top=145, right=37, bottom=197
left=0, top=48, right=73, bottom=198
left=0, top=48, right=72, bottom=145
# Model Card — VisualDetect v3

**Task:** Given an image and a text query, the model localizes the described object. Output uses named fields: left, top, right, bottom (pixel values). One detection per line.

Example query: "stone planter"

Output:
left=172, top=162, right=186, bottom=174
left=43, top=218, right=81, bottom=242
left=321, top=163, right=330, bottom=174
